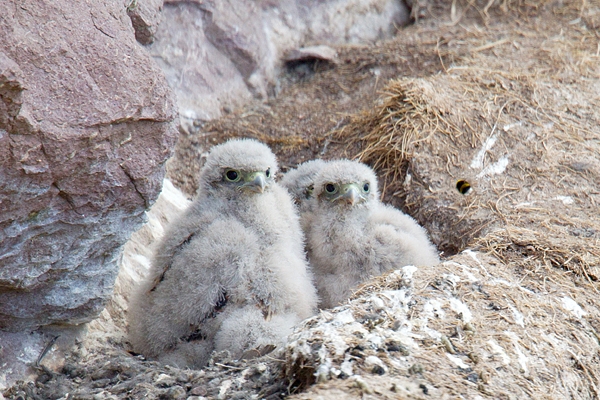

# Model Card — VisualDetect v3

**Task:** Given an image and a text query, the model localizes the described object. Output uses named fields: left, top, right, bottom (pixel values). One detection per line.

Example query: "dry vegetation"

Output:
left=169, top=0, right=600, bottom=256
left=284, top=252, right=600, bottom=399
left=277, top=1, right=600, bottom=397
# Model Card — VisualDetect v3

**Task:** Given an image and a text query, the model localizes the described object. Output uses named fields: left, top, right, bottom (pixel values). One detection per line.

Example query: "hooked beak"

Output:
left=242, top=172, right=267, bottom=193
left=335, top=184, right=366, bottom=206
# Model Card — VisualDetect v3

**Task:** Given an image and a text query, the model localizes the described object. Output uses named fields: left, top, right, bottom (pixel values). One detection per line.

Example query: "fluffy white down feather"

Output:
left=305, top=159, right=439, bottom=309
left=127, top=139, right=318, bottom=368
left=280, top=159, right=327, bottom=232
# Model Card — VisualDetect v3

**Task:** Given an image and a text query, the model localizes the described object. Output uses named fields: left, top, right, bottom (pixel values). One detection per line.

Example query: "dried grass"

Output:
left=280, top=7, right=600, bottom=396
left=477, top=226, right=600, bottom=284
left=329, top=0, right=600, bottom=262
left=285, top=251, right=600, bottom=399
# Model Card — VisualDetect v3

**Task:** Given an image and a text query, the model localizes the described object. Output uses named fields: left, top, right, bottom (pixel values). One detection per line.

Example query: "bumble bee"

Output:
left=456, top=179, right=472, bottom=195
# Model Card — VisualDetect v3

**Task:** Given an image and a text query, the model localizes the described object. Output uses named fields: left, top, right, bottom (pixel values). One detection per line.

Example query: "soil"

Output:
left=6, top=1, right=600, bottom=399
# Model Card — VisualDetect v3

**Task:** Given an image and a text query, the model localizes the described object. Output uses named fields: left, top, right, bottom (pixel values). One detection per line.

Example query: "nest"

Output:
left=281, top=2, right=600, bottom=398
left=478, top=225, right=600, bottom=284
left=283, top=252, right=600, bottom=399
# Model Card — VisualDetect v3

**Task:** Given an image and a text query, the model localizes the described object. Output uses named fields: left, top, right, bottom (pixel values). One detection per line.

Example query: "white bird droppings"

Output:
left=364, top=355, right=387, bottom=372
left=340, top=355, right=354, bottom=377
left=554, top=196, right=574, bottom=205
left=334, top=309, right=356, bottom=325
left=365, top=333, right=384, bottom=348
left=369, top=296, right=386, bottom=311
left=471, top=134, right=498, bottom=169
left=503, top=121, right=522, bottom=132
left=505, top=331, right=529, bottom=373
left=446, top=354, right=470, bottom=369
left=487, top=339, right=511, bottom=365
left=508, top=304, right=525, bottom=327
left=477, top=154, right=510, bottom=178
left=461, top=268, right=479, bottom=282
left=402, top=265, right=418, bottom=280
left=561, top=297, right=586, bottom=318
left=420, top=299, right=444, bottom=340
left=423, top=299, right=445, bottom=319
left=449, top=298, right=473, bottom=323
left=445, top=261, right=479, bottom=282
left=463, top=249, right=480, bottom=264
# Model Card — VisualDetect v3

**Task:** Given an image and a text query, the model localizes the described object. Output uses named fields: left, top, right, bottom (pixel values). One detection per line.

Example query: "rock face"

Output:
left=152, top=0, right=410, bottom=125
left=150, top=1, right=256, bottom=123
left=0, top=0, right=178, bottom=332
left=125, top=0, right=164, bottom=45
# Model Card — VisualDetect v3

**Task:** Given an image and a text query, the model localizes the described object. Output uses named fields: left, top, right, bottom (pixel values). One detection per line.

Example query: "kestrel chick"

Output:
left=306, top=159, right=439, bottom=309
left=280, top=159, right=327, bottom=231
left=127, top=139, right=318, bottom=368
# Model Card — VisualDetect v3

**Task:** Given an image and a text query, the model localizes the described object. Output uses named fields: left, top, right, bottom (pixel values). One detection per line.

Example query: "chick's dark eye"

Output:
left=265, top=168, right=271, bottom=178
left=363, top=183, right=370, bottom=192
left=225, top=170, right=239, bottom=181
left=325, top=183, right=336, bottom=193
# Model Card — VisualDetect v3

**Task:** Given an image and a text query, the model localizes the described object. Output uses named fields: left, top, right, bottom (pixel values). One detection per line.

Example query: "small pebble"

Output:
left=190, top=386, right=208, bottom=396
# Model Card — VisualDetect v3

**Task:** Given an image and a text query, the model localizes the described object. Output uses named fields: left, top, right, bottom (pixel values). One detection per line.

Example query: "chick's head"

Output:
left=200, top=139, right=278, bottom=196
left=313, top=160, right=379, bottom=209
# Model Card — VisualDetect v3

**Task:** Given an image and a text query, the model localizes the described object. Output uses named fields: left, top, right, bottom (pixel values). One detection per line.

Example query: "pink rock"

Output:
left=154, top=0, right=409, bottom=125
left=126, top=0, right=164, bottom=44
left=0, top=0, right=178, bottom=331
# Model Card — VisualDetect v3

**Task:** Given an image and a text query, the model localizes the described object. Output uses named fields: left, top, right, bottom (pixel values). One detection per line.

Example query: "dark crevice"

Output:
left=52, top=183, right=84, bottom=216
left=119, top=164, right=149, bottom=209
left=90, top=12, right=115, bottom=39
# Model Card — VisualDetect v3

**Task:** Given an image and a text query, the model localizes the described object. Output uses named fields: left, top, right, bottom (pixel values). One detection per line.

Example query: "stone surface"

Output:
left=0, top=0, right=178, bottom=331
left=0, top=179, right=190, bottom=391
left=0, top=0, right=408, bottom=389
left=125, top=0, right=164, bottom=45
left=111, top=179, right=191, bottom=330
left=296, top=0, right=410, bottom=44
left=152, top=0, right=409, bottom=126
left=0, top=325, right=84, bottom=391
left=5, top=2, right=600, bottom=398
left=284, top=45, right=338, bottom=62
left=150, top=2, right=255, bottom=123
